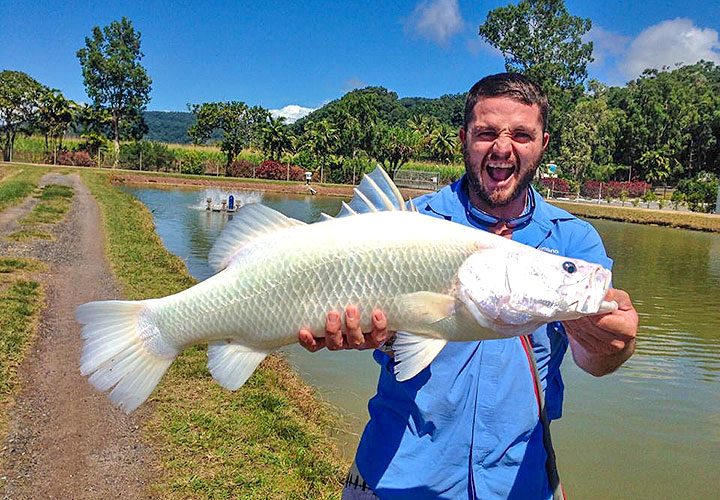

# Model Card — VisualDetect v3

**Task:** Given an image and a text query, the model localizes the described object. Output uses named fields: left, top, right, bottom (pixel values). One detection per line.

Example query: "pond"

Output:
left=123, top=185, right=720, bottom=499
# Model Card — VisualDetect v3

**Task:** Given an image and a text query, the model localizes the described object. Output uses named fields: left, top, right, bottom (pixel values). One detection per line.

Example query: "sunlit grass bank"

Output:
left=0, top=258, right=45, bottom=436
left=551, top=200, right=720, bottom=233
left=80, top=169, right=347, bottom=499
left=6, top=184, right=75, bottom=241
left=0, top=167, right=48, bottom=212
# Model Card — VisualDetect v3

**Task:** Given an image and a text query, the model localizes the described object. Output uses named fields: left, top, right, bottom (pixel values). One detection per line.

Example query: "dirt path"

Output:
left=0, top=173, right=159, bottom=499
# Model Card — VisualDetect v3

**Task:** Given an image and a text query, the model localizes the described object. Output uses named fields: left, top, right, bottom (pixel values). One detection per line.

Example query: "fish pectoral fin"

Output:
left=396, top=292, right=458, bottom=329
left=392, top=332, right=448, bottom=381
left=207, top=340, right=271, bottom=391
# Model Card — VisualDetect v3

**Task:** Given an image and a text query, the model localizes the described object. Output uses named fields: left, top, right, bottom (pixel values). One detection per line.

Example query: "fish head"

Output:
left=457, top=248, right=615, bottom=331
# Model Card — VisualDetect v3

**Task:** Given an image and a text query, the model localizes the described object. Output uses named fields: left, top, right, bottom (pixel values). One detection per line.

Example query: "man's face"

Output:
left=460, top=96, right=549, bottom=213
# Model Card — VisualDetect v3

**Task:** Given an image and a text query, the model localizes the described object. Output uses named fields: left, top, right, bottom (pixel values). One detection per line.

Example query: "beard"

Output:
left=464, top=146, right=543, bottom=208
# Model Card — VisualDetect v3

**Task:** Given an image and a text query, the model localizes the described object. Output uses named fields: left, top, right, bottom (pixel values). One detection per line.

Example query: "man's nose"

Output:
left=490, top=135, right=512, bottom=159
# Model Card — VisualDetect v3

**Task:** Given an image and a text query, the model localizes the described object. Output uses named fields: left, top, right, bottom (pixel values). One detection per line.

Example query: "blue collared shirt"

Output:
left=355, top=176, right=612, bottom=500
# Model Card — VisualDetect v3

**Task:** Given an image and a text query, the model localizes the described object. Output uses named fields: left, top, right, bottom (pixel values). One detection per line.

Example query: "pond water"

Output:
left=123, top=185, right=720, bottom=499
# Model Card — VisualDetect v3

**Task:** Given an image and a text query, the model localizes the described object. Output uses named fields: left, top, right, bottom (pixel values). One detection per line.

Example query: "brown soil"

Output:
left=0, top=173, right=158, bottom=499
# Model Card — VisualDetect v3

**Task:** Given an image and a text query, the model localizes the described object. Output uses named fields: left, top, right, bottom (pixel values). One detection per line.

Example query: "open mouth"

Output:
left=486, top=163, right=515, bottom=182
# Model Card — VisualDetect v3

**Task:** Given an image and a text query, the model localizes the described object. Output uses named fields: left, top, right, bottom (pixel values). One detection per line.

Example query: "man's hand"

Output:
left=298, top=306, right=391, bottom=352
left=563, top=288, right=638, bottom=377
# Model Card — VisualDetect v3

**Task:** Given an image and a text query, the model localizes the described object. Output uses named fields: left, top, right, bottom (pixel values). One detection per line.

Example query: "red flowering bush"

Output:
left=226, top=159, right=257, bottom=178
left=537, top=177, right=570, bottom=195
left=582, top=180, right=651, bottom=199
left=56, top=150, right=95, bottom=167
left=255, top=160, right=306, bottom=181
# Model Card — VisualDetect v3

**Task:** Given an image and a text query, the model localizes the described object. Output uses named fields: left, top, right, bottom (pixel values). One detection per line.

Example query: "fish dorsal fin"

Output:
left=208, top=203, right=306, bottom=272
left=334, top=165, right=417, bottom=218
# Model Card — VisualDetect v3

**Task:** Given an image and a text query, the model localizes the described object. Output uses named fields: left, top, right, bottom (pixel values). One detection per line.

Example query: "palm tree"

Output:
left=37, top=89, right=77, bottom=164
left=302, top=119, right=338, bottom=183
left=261, top=116, right=294, bottom=162
left=428, top=125, right=458, bottom=164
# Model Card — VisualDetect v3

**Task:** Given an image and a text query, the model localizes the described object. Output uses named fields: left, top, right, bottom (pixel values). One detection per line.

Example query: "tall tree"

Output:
left=559, top=96, right=624, bottom=182
left=261, top=115, right=294, bottom=162
left=301, top=119, right=338, bottom=183
left=36, top=89, right=77, bottom=164
left=373, top=125, right=420, bottom=179
left=0, top=70, right=47, bottom=162
left=188, top=101, right=269, bottom=167
left=77, top=17, right=152, bottom=166
left=478, top=0, right=593, bottom=156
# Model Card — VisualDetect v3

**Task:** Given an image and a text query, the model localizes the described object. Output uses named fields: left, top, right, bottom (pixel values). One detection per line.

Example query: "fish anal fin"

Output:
left=207, top=340, right=270, bottom=390
left=392, top=332, right=447, bottom=381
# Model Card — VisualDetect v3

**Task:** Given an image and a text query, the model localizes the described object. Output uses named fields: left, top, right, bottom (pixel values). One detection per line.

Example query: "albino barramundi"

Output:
left=76, top=167, right=615, bottom=413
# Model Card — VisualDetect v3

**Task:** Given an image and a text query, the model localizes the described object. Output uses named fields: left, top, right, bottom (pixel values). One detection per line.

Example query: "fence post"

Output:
left=598, top=182, right=602, bottom=204
left=715, top=184, right=720, bottom=214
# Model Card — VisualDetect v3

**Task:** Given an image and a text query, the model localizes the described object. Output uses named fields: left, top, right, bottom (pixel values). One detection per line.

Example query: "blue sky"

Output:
left=1, top=1, right=719, bottom=121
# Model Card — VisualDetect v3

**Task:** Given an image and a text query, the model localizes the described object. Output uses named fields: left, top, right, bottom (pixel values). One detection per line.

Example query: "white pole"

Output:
left=715, top=184, right=720, bottom=214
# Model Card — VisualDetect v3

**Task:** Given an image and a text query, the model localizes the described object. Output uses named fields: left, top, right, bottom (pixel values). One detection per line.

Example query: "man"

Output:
left=299, top=73, right=638, bottom=499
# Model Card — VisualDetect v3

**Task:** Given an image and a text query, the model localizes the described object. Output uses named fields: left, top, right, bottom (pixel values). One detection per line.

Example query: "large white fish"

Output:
left=76, top=167, right=616, bottom=413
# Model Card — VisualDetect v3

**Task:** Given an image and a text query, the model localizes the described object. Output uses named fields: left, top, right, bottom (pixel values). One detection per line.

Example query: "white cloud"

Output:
left=585, top=26, right=631, bottom=66
left=466, top=37, right=502, bottom=57
left=620, top=18, right=720, bottom=79
left=343, top=77, right=366, bottom=92
left=269, top=105, right=315, bottom=124
left=406, top=0, right=464, bottom=45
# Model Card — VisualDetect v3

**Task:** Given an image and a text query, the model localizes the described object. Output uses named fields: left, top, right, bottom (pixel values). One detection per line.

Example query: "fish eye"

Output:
left=562, top=261, right=576, bottom=274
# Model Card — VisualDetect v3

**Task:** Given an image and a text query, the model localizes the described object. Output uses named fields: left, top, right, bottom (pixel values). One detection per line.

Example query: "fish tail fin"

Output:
left=76, top=300, right=178, bottom=413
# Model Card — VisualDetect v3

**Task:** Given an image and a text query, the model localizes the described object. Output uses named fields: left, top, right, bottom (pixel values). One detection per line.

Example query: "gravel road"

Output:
left=0, top=173, right=159, bottom=499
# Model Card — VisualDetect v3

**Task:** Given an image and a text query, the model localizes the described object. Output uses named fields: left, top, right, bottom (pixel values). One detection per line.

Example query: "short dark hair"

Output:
left=463, top=73, right=548, bottom=131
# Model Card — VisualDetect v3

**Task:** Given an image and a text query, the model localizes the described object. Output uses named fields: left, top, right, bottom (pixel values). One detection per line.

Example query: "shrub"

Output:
left=674, top=173, right=718, bottom=213
left=56, top=150, right=95, bottom=167
left=536, top=178, right=570, bottom=196
left=581, top=180, right=651, bottom=199
left=255, top=160, right=306, bottom=181
left=226, top=159, right=258, bottom=178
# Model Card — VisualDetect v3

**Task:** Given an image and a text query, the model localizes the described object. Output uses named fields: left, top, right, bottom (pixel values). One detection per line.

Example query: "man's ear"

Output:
left=459, top=127, right=466, bottom=147
left=542, top=132, right=550, bottom=150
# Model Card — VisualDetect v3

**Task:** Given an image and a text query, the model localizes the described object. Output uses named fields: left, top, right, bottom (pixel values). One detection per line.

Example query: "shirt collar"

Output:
left=423, top=174, right=562, bottom=247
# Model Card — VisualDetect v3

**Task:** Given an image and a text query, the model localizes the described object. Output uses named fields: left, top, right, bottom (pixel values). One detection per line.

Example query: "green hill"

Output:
left=142, top=89, right=466, bottom=143
left=143, top=111, right=196, bottom=143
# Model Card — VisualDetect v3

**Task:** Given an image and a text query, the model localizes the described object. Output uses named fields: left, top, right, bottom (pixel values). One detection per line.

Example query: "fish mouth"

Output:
left=485, top=162, right=515, bottom=183
left=577, top=267, right=613, bottom=314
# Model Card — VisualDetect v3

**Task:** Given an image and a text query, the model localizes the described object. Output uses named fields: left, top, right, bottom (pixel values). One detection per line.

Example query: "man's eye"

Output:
left=477, top=131, right=496, bottom=140
left=514, top=132, right=532, bottom=141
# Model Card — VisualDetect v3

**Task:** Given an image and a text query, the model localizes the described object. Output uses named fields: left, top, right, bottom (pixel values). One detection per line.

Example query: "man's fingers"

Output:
left=370, top=309, right=389, bottom=345
left=298, top=328, right=326, bottom=352
left=345, top=305, right=365, bottom=348
left=325, top=310, right=344, bottom=350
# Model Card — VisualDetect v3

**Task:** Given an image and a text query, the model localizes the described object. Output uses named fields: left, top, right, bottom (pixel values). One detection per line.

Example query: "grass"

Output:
left=7, top=229, right=55, bottom=241
left=80, top=169, right=347, bottom=499
left=0, top=257, right=45, bottom=435
left=551, top=200, right=720, bottom=233
left=20, top=184, right=74, bottom=226
left=0, top=167, right=48, bottom=212
left=3, top=182, right=75, bottom=241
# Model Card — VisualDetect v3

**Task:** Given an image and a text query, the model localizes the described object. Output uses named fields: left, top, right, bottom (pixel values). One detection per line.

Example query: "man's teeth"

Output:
left=486, top=163, right=514, bottom=169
